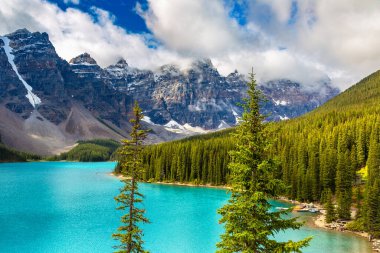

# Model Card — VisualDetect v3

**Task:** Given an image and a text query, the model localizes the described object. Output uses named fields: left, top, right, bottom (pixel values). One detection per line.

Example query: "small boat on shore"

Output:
left=275, top=207, right=289, bottom=211
left=294, top=203, right=320, bottom=213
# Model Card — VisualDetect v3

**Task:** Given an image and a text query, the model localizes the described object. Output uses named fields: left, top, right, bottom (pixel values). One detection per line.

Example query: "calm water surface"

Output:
left=0, top=162, right=372, bottom=253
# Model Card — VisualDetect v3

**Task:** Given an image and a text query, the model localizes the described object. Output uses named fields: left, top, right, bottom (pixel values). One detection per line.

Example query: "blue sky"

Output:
left=48, top=0, right=150, bottom=34
left=47, top=0, right=298, bottom=37
left=1, top=0, right=380, bottom=90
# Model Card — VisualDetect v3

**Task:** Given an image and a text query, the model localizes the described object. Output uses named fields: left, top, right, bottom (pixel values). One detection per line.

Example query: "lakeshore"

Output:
left=279, top=197, right=380, bottom=253
left=110, top=172, right=231, bottom=189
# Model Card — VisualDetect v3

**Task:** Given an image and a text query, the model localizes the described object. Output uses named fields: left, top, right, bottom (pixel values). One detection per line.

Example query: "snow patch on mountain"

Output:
left=164, top=119, right=185, bottom=130
left=162, top=119, right=209, bottom=134
left=218, top=120, right=230, bottom=129
left=182, top=123, right=208, bottom=133
left=142, top=116, right=155, bottom=125
left=273, top=100, right=289, bottom=106
left=232, top=109, right=241, bottom=124
left=0, top=36, right=41, bottom=108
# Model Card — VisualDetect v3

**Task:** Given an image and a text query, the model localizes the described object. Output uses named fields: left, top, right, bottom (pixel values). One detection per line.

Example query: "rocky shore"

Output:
left=312, top=208, right=380, bottom=252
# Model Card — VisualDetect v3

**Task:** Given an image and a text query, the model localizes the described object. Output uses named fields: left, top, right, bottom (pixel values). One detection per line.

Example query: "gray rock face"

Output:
left=103, top=59, right=247, bottom=129
left=0, top=29, right=133, bottom=126
left=103, top=58, right=339, bottom=128
left=259, top=79, right=339, bottom=121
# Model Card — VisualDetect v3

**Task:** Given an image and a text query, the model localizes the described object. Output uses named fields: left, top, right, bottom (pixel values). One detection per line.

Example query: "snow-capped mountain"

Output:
left=259, top=79, right=339, bottom=121
left=0, top=29, right=339, bottom=155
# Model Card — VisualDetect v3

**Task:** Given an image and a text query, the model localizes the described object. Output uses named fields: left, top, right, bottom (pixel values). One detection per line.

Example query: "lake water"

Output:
left=0, top=162, right=372, bottom=253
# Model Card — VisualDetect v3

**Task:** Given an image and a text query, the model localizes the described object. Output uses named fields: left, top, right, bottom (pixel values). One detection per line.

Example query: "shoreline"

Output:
left=109, top=172, right=230, bottom=189
left=278, top=197, right=377, bottom=252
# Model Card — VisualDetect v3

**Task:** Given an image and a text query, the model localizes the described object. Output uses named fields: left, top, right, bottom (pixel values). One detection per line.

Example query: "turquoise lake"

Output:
left=0, top=162, right=372, bottom=253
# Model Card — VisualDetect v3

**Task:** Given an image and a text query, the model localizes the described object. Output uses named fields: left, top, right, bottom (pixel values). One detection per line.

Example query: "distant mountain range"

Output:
left=0, top=29, right=339, bottom=155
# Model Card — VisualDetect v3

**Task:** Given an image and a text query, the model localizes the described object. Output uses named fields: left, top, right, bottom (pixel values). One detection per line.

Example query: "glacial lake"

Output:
left=0, top=162, right=372, bottom=253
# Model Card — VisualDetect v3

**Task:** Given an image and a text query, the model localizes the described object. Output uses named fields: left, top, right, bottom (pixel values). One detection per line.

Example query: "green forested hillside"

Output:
left=49, top=139, right=120, bottom=162
left=0, top=144, right=41, bottom=162
left=139, top=70, right=380, bottom=233
left=269, top=70, right=380, bottom=234
left=141, top=129, right=235, bottom=185
left=271, top=70, right=380, bottom=202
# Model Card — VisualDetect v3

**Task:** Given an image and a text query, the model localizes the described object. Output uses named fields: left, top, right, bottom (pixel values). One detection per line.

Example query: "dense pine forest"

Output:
left=140, top=70, right=380, bottom=235
left=0, top=144, right=41, bottom=162
left=140, top=129, right=235, bottom=185
left=0, top=135, right=41, bottom=162
left=48, top=139, right=120, bottom=162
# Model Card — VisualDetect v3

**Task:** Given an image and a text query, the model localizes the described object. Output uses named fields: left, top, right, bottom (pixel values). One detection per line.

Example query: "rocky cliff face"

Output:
left=0, top=29, right=132, bottom=127
left=0, top=28, right=340, bottom=154
left=259, top=79, right=339, bottom=121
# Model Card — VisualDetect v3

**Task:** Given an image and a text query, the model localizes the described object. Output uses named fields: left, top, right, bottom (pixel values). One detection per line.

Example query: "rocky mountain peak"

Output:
left=259, top=79, right=340, bottom=121
left=158, top=64, right=181, bottom=76
left=6, top=28, right=31, bottom=37
left=192, top=58, right=214, bottom=69
left=69, top=53, right=97, bottom=65
left=114, top=58, right=128, bottom=68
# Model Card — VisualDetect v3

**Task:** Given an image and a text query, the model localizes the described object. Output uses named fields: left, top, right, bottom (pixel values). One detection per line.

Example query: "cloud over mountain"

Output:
left=0, top=0, right=380, bottom=90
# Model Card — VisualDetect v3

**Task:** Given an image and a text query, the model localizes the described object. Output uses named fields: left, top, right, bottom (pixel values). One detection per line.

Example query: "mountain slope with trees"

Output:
left=49, top=139, right=120, bottom=162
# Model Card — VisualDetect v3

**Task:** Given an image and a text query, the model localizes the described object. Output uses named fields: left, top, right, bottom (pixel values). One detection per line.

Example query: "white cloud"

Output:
left=292, top=0, right=380, bottom=89
left=0, top=0, right=189, bottom=70
left=256, top=0, right=293, bottom=23
left=138, top=0, right=242, bottom=56
left=64, top=0, right=80, bottom=5
left=0, top=0, right=380, bottom=91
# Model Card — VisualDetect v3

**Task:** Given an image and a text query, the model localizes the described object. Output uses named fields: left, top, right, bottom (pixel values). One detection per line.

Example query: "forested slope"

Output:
left=271, top=70, right=380, bottom=202
left=49, top=139, right=120, bottom=162
left=140, top=129, right=235, bottom=185
left=0, top=144, right=41, bottom=162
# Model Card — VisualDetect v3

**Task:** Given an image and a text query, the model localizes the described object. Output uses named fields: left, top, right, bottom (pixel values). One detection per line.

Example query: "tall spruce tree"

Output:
left=367, top=123, right=380, bottom=186
left=335, top=131, right=352, bottom=220
left=365, top=122, right=380, bottom=237
left=217, top=71, right=311, bottom=253
left=366, top=179, right=380, bottom=237
left=113, top=102, right=149, bottom=253
left=325, top=189, right=336, bottom=223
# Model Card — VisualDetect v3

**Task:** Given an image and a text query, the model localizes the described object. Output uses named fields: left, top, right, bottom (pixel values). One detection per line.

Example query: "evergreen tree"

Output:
left=216, top=71, right=311, bottom=253
left=354, top=187, right=362, bottom=220
left=325, top=189, right=336, bottom=223
left=367, top=123, right=380, bottom=186
left=113, top=102, right=149, bottom=253
left=366, top=179, right=380, bottom=237
left=357, top=126, right=366, bottom=168
left=365, top=123, right=380, bottom=237
left=335, top=132, right=352, bottom=220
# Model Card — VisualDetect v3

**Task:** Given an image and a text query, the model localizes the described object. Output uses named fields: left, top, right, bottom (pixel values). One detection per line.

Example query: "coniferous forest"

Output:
left=140, top=70, right=380, bottom=236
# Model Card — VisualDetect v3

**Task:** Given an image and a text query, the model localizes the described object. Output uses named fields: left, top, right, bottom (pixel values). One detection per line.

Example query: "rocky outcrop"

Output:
left=259, top=79, right=339, bottom=121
